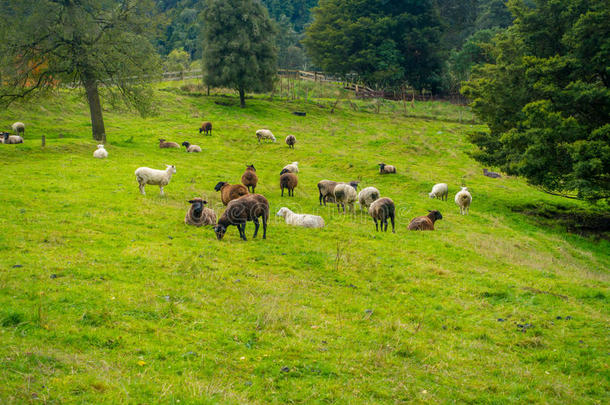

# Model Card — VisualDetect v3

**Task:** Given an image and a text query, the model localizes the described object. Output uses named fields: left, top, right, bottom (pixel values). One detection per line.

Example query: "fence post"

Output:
left=41, top=135, right=45, bottom=147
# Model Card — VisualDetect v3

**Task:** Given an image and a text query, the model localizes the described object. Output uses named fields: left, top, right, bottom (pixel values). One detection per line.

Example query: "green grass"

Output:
left=0, top=83, right=608, bottom=404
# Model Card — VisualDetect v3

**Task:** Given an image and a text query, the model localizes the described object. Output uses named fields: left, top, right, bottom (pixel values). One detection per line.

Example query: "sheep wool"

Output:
left=215, top=194, right=269, bottom=241
left=285, top=135, right=296, bottom=148
left=277, top=207, right=325, bottom=228
left=358, top=187, right=380, bottom=211
left=369, top=197, right=395, bottom=233
left=93, top=144, right=108, bottom=159
left=282, top=162, right=299, bottom=173
left=256, top=129, right=276, bottom=143
left=334, top=182, right=359, bottom=213
left=455, top=187, right=472, bottom=215
left=185, top=198, right=216, bottom=226
left=215, top=182, right=248, bottom=205
left=429, top=183, right=448, bottom=200
left=135, top=165, right=176, bottom=196
left=199, top=121, right=212, bottom=135
left=12, top=122, right=25, bottom=135
left=408, top=210, right=442, bottom=231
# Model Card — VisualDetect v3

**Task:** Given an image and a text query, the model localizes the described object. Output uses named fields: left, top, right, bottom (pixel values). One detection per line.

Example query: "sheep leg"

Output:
left=374, top=218, right=378, bottom=231
left=159, top=186, right=164, bottom=196
left=253, top=219, right=259, bottom=238
left=139, top=183, right=145, bottom=195
left=319, top=193, right=323, bottom=205
left=281, top=187, right=284, bottom=197
left=252, top=186, right=256, bottom=193
left=390, top=214, right=395, bottom=233
left=262, top=214, right=267, bottom=239
left=383, top=218, right=388, bottom=232
left=238, top=223, right=247, bottom=241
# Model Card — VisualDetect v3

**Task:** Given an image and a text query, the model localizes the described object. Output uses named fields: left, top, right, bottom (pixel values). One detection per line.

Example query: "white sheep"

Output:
left=93, top=144, right=108, bottom=159
left=276, top=207, right=325, bottom=228
left=256, top=129, right=276, bottom=143
left=282, top=161, right=299, bottom=173
left=455, top=187, right=472, bottom=215
left=12, top=122, right=25, bottom=136
left=1, top=132, right=23, bottom=144
left=135, top=165, right=176, bottom=196
left=334, top=182, right=359, bottom=213
left=429, top=183, right=448, bottom=200
left=357, top=186, right=380, bottom=212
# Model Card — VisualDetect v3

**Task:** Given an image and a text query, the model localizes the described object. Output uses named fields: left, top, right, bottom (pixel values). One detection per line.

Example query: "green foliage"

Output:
left=303, top=0, right=443, bottom=90
left=202, top=0, right=277, bottom=107
left=462, top=0, right=610, bottom=201
left=155, top=0, right=203, bottom=59
left=261, top=0, right=318, bottom=32
left=164, top=48, right=191, bottom=72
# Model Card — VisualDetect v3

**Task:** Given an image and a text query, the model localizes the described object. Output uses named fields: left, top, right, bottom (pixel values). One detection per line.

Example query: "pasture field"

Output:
left=0, top=83, right=608, bottom=403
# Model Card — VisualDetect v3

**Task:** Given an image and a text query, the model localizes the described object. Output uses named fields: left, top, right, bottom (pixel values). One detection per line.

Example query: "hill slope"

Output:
left=0, top=85, right=608, bottom=403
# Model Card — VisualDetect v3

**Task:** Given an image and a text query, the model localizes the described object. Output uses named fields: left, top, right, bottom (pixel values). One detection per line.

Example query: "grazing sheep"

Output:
left=357, top=186, right=380, bottom=212
left=159, top=138, right=180, bottom=148
left=369, top=197, right=395, bottom=233
left=455, top=187, right=472, bottom=215
left=181, top=141, right=202, bottom=153
left=2, top=132, right=23, bottom=144
left=317, top=180, right=338, bottom=205
left=214, top=181, right=248, bottom=205
left=282, top=161, right=299, bottom=174
left=429, top=183, right=448, bottom=201
left=334, top=181, right=359, bottom=213
left=276, top=207, right=325, bottom=228
left=280, top=170, right=298, bottom=196
left=11, top=122, right=25, bottom=136
left=256, top=129, right=276, bottom=143
left=135, top=165, right=176, bottom=196
left=378, top=163, right=396, bottom=174
left=93, top=144, right=108, bottom=159
left=408, top=210, right=443, bottom=231
left=241, top=164, right=258, bottom=193
left=214, top=194, right=269, bottom=241
left=199, top=121, right=212, bottom=135
left=483, top=168, right=502, bottom=178
left=285, top=135, right=296, bottom=148
left=185, top=198, right=216, bottom=226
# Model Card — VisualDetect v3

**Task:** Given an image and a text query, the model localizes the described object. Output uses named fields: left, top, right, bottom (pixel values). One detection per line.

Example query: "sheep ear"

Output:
left=188, top=200, right=194, bottom=204
left=202, top=200, right=208, bottom=205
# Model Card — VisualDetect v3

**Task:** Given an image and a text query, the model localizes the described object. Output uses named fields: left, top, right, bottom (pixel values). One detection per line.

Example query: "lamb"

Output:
left=333, top=181, right=359, bottom=213
left=93, top=144, right=108, bottom=159
left=455, top=187, right=472, bottom=215
left=369, top=197, right=395, bottom=233
left=429, top=183, right=448, bottom=201
left=2, top=132, right=23, bottom=144
left=357, top=186, right=380, bottom=212
left=185, top=198, right=216, bottom=227
left=135, top=165, right=176, bottom=196
left=159, top=138, right=180, bottom=148
left=199, top=121, right=212, bottom=135
left=408, top=210, right=443, bottom=231
left=256, top=129, right=276, bottom=143
left=11, top=122, right=25, bottom=136
left=214, top=181, right=248, bottom=205
left=214, top=194, right=269, bottom=241
left=181, top=141, right=202, bottom=153
left=281, top=162, right=299, bottom=174
left=241, top=164, right=258, bottom=193
left=483, top=168, right=502, bottom=178
left=285, top=135, right=296, bottom=148
left=276, top=207, right=325, bottom=228
left=280, top=170, right=298, bottom=196
left=378, top=163, right=396, bottom=174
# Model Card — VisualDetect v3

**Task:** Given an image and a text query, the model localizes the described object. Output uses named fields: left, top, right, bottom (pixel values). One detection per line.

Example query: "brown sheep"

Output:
left=408, top=210, right=443, bottom=231
left=378, top=163, right=396, bottom=174
left=199, top=121, right=212, bottom=135
left=280, top=169, right=298, bottom=196
left=159, top=138, right=180, bottom=148
left=317, top=180, right=338, bottom=205
left=369, top=197, right=395, bottom=233
left=285, top=135, right=296, bottom=148
left=241, top=164, right=258, bottom=193
left=185, top=198, right=216, bottom=226
left=214, top=194, right=269, bottom=241
left=214, top=181, right=248, bottom=205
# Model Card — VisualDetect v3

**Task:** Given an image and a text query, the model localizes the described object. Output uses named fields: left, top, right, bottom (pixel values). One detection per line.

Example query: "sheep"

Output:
left=256, top=129, right=276, bottom=143
left=241, top=164, right=258, bottom=193
left=317, top=180, right=358, bottom=206
left=181, top=141, right=201, bottom=153
left=135, top=165, right=176, bottom=196
left=369, top=197, right=395, bottom=233
left=214, top=181, right=248, bottom=205
left=357, top=186, right=380, bottom=212
left=199, top=121, right=212, bottom=135
left=2, top=132, right=23, bottom=144
left=214, top=194, right=269, bottom=241
left=93, top=144, right=108, bottom=159
left=276, top=207, right=325, bottom=228
left=159, top=138, right=180, bottom=148
left=285, top=135, right=296, bottom=148
left=455, top=187, right=472, bottom=215
left=11, top=122, right=25, bottom=136
left=408, top=210, right=442, bottom=231
left=333, top=181, right=359, bottom=213
left=280, top=170, right=298, bottom=196
left=378, top=163, right=396, bottom=174
left=429, top=183, right=448, bottom=201
left=282, top=162, right=299, bottom=174
left=483, top=168, right=502, bottom=178
left=185, top=198, right=216, bottom=226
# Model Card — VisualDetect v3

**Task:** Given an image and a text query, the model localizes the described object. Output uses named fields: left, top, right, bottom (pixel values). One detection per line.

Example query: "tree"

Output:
left=462, top=0, right=610, bottom=202
left=202, top=0, right=277, bottom=108
left=164, top=48, right=191, bottom=73
left=303, top=0, right=443, bottom=90
left=0, top=0, right=160, bottom=141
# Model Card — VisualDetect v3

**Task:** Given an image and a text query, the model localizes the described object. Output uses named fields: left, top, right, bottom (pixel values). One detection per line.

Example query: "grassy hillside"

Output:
left=0, top=84, right=608, bottom=403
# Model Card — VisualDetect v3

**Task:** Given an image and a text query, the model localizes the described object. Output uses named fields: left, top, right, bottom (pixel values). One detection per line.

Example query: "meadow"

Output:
left=0, top=82, right=608, bottom=403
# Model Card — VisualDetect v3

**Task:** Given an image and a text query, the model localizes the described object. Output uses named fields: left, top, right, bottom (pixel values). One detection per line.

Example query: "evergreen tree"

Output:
left=202, top=0, right=277, bottom=107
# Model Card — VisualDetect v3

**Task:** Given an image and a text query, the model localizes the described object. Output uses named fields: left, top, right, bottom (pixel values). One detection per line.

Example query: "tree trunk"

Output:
left=83, top=74, right=106, bottom=142
left=239, top=87, right=246, bottom=108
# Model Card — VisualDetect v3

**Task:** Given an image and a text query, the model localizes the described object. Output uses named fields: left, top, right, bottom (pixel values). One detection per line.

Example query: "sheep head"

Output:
left=428, top=210, right=443, bottom=221
left=214, top=181, right=227, bottom=192
left=182, top=141, right=190, bottom=148
left=214, top=224, right=227, bottom=240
